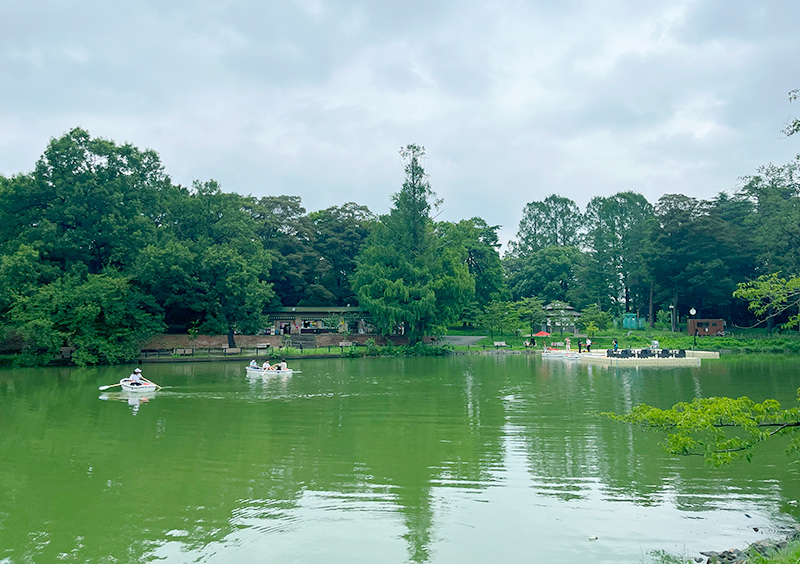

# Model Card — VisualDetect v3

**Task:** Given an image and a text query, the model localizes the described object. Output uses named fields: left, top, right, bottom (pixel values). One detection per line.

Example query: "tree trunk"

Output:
left=649, top=281, right=654, bottom=328
left=227, top=328, right=236, bottom=348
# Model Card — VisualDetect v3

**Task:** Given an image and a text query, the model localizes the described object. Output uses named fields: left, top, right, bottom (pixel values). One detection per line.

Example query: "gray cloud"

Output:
left=2, top=0, right=798, bottom=247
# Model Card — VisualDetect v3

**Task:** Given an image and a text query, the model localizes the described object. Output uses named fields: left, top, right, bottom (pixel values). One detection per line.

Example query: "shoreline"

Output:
left=133, top=347, right=725, bottom=365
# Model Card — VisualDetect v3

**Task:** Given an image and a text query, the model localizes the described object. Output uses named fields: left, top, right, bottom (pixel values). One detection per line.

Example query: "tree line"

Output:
left=0, top=128, right=798, bottom=364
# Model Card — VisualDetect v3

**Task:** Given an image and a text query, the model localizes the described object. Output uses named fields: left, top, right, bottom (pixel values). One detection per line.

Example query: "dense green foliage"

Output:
left=504, top=155, right=800, bottom=330
left=339, top=340, right=452, bottom=358
left=0, top=129, right=376, bottom=363
left=1, top=122, right=799, bottom=364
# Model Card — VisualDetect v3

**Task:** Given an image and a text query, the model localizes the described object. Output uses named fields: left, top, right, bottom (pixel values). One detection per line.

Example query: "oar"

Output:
left=141, top=377, right=162, bottom=390
left=99, top=382, right=123, bottom=391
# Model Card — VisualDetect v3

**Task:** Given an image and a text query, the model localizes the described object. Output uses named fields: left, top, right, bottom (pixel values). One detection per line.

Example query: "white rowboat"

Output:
left=245, top=366, right=293, bottom=376
left=542, top=350, right=582, bottom=360
left=119, top=378, right=158, bottom=392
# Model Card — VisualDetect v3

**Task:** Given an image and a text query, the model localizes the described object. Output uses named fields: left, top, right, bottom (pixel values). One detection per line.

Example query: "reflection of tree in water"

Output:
left=398, top=483, right=435, bottom=562
left=317, top=357, right=508, bottom=562
left=10, top=356, right=794, bottom=562
left=510, top=360, right=794, bottom=514
left=84, top=356, right=508, bottom=563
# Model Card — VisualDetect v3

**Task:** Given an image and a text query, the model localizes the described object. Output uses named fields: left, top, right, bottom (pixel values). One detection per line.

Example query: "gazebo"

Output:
left=543, top=302, right=581, bottom=334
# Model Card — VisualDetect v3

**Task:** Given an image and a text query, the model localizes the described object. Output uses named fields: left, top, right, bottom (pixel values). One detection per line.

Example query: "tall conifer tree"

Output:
left=353, top=145, right=473, bottom=343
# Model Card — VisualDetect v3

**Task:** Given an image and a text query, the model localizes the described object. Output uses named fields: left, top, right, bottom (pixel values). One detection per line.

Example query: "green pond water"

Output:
left=2, top=354, right=799, bottom=563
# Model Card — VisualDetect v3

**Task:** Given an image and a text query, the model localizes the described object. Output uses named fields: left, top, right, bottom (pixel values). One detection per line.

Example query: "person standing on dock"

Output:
left=586, top=338, right=592, bottom=352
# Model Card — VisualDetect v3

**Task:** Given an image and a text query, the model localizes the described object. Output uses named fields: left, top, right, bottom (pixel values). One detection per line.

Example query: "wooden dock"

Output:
left=577, top=350, right=717, bottom=367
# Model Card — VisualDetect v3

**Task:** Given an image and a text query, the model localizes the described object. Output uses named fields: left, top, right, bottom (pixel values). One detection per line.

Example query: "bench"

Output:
left=494, top=341, right=508, bottom=348
left=223, top=347, right=242, bottom=355
left=140, top=348, right=171, bottom=358
left=339, top=341, right=352, bottom=347
left=256, top=343, right=271, bottom=349
left=174, top=348, right=194, bottom=356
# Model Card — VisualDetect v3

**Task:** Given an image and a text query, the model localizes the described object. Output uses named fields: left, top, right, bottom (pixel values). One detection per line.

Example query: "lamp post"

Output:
left=689, top=307, right=697, bottom=346
left=669, top=304, right=675, bottom=332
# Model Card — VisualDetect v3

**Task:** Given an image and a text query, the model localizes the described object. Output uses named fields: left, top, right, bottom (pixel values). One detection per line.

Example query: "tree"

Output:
left=577, top=303, right=611, bottom=332
left=645, top=194, right=701, bottom=313
left=193, top=245, right=274, bottom=344
left=734, top=273, right=800, bottom=331
left=438, top=217, right=508, bottom=316
left=0, top=128, right=174, bottom=275
left=645, top=194, right=754, bottom=324
left=506, top=245, right=586, bottom=304
left=477, top=301, right=515, bottom=339
left=132, top=240, right=205, bottom=331
left=136, top=180, right=275, bottom=346
left=703, top=192, right=760, bottom=324
left=8, top=272, right=164, bottom=366
left=248, top=195, right=320, bottom=306
left=603, top=393, right=800, bottom=467
left=512, top=297, right=546, bottom=337
left=583, top=192, right=653, bottom=315
left=737, top=156, right=800, bottom=275
left=353, top=145, right=473, bottom=343
left=510, top=194, right=583, bottom=257
left=0, top=129, right=185, bottom=361
left=308, top=203, right=376, bottom=306
left=0, top=243, right=59, bottom=318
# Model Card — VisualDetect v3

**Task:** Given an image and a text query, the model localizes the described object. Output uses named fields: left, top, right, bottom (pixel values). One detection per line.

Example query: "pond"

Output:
left=1, top=353, right=799, bottom=563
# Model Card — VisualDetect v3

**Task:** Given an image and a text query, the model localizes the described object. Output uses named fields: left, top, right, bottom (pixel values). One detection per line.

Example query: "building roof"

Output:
left=267, top=306, right=363, bottom=314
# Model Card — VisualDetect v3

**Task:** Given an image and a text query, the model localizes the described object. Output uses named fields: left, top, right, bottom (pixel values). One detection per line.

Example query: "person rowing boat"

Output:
left=128, top=367, right=145, bottom=386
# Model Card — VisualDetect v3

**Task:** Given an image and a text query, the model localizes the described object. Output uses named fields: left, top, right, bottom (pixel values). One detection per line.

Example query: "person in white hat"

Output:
left=129, top=367, right=144, bottom=385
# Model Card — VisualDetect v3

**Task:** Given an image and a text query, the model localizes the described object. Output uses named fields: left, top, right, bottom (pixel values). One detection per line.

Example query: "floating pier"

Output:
left=576, top=349, right=718, bottom=367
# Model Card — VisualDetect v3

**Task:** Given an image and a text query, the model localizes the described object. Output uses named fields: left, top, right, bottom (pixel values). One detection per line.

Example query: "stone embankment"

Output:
left=699, top=531, right=799, bottom=563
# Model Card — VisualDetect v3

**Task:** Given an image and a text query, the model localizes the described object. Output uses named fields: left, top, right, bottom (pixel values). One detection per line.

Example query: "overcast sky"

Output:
left=2, top=0, right=799, bottom=248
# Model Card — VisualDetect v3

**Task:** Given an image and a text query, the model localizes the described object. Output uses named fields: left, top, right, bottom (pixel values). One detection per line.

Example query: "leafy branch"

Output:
left=734, top=273, right=800, bottom=330
left=601, top=391, right=800, bottom=466
left=781, top=88, right=800, bottom=138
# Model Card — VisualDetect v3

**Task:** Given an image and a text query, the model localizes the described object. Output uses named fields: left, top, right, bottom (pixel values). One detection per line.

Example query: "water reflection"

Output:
left=1, top=355, right=799, bottom=563
left=98, top=391, right=156, bottom=415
